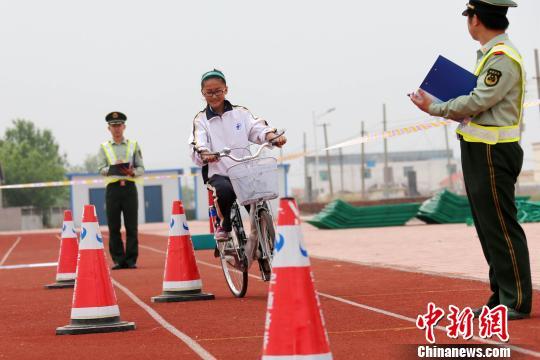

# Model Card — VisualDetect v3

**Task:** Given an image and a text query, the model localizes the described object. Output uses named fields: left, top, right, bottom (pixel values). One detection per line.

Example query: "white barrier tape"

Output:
left=325, top=99, right=540, bottom=151
left=0, top=174, right=186, bottom=190
left=2, top=100, right=538, bottom=187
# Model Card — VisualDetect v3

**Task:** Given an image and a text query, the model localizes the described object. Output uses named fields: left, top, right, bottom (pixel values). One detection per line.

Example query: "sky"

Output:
left=1, top=0, right=539, bottom=189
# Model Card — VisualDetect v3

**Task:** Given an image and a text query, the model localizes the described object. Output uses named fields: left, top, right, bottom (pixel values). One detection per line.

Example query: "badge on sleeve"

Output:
left=485, top=69, right=502, bottom=87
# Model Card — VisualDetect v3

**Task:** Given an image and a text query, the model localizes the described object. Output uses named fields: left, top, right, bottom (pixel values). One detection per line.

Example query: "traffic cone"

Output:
left=45, top=210, right=79, bottom=289
left=151, top=200, right=215, bottom=303
left=56, top=205, right=135, bottom=335
left=262, top=197, right=332, bottom=359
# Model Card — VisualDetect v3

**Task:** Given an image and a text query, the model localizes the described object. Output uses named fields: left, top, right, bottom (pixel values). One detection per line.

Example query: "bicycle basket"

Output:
left=226, top=157, right=279, bottom=205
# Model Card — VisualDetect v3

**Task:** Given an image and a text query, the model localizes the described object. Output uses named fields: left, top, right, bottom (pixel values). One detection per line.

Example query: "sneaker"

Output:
left=214, top=226, right=230, bottom=241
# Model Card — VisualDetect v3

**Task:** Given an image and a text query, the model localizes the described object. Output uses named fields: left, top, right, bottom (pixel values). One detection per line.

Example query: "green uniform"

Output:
left=428, top=34, right=532, bottom=314
left=98, top=138, right=144, bottom=268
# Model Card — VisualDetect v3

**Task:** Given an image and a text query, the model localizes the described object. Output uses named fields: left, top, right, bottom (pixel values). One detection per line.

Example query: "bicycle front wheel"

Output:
left=257, top=208, right=276, bottom=280
left=220, top=225, right=248, bottom=298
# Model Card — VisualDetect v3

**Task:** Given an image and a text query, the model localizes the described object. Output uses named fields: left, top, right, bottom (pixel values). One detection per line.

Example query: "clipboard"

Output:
left=420, top=55, right=478, bottom=102
left=107, top=162, right=131, bottom=176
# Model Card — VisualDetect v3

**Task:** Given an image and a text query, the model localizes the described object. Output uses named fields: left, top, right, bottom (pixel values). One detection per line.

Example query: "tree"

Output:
left=67, top=153, right=100, bottom=174
left=0, top=119, right=68, bottom=224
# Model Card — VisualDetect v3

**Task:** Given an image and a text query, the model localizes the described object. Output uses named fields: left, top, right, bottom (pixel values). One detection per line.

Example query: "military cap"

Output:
left=105, top=111, right=127, bottom=124
left=463, top=0, right=517, bottom=16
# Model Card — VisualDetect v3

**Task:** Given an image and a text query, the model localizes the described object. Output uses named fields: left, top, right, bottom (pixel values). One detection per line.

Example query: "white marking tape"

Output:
left=326, top=99, right=540, bottom=151
left=0, top=237, right=22, bottom=266
left=0, top=174, right=189, bottom=190
left=140, top=243, right=540, bottom=358
left=0, top=261, right=57, bottom=270
left=111, top=278, right=216, bottom=360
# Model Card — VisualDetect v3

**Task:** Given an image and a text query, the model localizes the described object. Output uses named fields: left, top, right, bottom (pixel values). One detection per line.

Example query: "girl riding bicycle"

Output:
left=188, top=69, right=287, bottom=243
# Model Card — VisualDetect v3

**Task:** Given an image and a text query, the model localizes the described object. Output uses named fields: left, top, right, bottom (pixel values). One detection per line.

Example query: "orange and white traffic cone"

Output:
left=262, top=197, right=332, bottom=359
left=151, top=200, right=214, bottom=303
left=45, top=210, right=79, bottom=289
left=56, top=205, right=135, bottom=335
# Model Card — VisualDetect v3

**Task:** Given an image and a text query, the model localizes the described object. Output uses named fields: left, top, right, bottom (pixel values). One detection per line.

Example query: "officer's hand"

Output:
left=115, top=160, right=124, bottom=164
left=120, top=166, right=135, bottom=177
left=201, top=151, right=219, bottom=164
left=409, top=89, right=433, bottom=114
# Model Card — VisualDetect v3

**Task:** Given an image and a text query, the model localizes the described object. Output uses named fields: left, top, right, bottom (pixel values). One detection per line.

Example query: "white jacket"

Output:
left=188, top=100, right=276, bottom=178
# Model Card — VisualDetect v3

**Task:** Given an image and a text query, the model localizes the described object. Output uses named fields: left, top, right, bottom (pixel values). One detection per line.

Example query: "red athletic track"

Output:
left=0, top=233, right=539, bottom=360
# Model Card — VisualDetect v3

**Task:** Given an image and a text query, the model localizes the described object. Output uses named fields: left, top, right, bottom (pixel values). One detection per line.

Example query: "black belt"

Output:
left=107, top=180, right=135, bottom=188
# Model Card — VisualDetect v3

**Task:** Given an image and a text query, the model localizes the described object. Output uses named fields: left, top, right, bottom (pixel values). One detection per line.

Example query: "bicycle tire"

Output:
left=220, top=205, right=248, bottom=298
left=257, top=207, right=276, bottom=279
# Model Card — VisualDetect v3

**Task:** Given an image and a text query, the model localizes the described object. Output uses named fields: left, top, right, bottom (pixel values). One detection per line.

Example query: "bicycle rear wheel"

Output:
left=257, top=207, right=276, bottom=281
left=219, top=207, right=248, bottom=298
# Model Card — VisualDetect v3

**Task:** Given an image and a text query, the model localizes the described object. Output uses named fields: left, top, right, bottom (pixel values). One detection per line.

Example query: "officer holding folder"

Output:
left=98, top=111, right=144, bottom=270
left=410, top=0, right=532, bottom=320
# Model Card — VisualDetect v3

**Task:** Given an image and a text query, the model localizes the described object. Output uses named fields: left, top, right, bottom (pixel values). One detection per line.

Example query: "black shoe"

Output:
left=472, top=307, right=484, bottom=318
left=111, top=263, right=124, bottom=270
left=126, top=263, right=137, bottom=269
left=473, top=306, right=530, bottom=320
left=214, top=246, right=220, bottom=258
left=507, top=308, right=530, bottom=321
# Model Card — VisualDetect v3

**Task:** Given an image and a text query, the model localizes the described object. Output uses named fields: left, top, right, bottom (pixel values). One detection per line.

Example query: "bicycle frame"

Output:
left=206, top=130, right=284, bottom=289
left=208, top=190, right=274, bottom=272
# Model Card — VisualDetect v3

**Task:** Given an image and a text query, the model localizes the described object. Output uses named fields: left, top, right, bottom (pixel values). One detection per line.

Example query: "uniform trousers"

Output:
left=106, top=180, right=139, bottom=266
left=461, top=140, right=532, bottom=313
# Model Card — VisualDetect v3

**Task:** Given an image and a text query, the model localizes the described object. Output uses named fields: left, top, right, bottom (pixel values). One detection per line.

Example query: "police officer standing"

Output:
left=98, top=112, right=144, bottom=270
left=411, top=0, right=532, bottom=320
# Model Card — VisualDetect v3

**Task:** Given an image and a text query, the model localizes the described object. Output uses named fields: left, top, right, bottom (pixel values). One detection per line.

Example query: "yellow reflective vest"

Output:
left=456, top=44, right=525, bottom=145
left=101, top=139, right=139, bottom=184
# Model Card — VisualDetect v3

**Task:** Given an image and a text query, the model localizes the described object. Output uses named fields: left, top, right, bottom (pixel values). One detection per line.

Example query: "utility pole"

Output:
left=312, top=111, right=319, bottom=201
left=444, top=125, right=454, bottom=191
left=311, top=107, right=336, bottom=201
left=321, top=123, right=334, bottom=198
left=383, top=104, right=389, bottom=198
left=303, top=132, right=312, bottom=202
left=361, top=121, right=366, bottom=199
left=338, top=148, right=344, bottom=193
left=534, top=49, right=540, bottom=115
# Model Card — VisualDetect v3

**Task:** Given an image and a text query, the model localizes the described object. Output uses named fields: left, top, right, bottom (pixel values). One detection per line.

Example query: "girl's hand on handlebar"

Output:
left=266, top=132, right=287, bottom=148
left=200, top=151, right=219, bottom=163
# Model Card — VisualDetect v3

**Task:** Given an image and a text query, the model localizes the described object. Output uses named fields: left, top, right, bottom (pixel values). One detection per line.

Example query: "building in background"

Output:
left=304, top=149, right=456, bottom=200
left=68, top=169, right=183, bottom=227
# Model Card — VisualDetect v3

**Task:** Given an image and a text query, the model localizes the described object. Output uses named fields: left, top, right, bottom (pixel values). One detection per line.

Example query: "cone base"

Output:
left=151, top=291, right=215, bottom=303
left=44, top=280, right=75, bottom=289
left=56, top=320, right=136, bottom=335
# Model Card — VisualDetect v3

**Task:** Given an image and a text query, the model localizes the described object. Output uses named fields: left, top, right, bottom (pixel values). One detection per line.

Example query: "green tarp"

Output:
left=306, top=190, right=538, bottom=230
left=307, top=200, right=420, bottom=229
left=418, top=189, right=532, bottom=225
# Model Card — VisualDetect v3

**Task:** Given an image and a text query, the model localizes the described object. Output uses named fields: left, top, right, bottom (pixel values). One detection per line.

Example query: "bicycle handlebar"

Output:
left=209, top=129, right=286, bottom=163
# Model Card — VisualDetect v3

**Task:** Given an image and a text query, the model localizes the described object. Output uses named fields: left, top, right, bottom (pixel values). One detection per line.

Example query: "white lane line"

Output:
left=0, top=236, right=22, bottom=266
left=319, top=293, right=540, bottom=358
left=0, top=262, right=57, bottom=270
left=140, top=244, right=540, bottom=358
left=111, top=279, right=216, bottom=360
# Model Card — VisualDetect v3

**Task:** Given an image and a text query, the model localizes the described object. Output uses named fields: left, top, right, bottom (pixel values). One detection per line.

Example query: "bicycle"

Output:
left=207, top=132, right=283, bottom=298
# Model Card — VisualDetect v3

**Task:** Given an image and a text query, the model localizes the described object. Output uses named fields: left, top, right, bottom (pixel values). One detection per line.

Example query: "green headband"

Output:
left=201, top=70, right=226, bottom=82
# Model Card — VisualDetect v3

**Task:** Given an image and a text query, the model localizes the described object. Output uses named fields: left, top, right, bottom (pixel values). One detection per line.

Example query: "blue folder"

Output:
left=420, top=55, right=478, bottom=102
